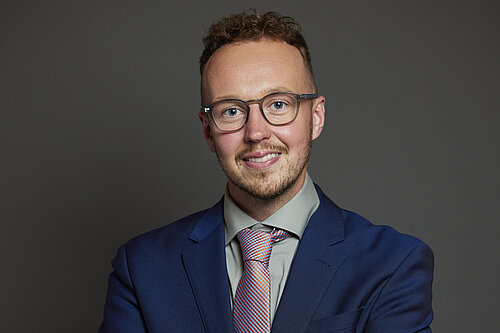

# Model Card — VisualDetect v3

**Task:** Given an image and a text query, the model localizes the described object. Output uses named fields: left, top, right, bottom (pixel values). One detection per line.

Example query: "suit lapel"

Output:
left=272, top=186, right=346, bottom=333
left=182, top=199, right=234, bottom=333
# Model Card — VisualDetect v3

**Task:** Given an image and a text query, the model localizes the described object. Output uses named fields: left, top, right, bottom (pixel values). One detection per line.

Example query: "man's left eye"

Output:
left=272, top=101, right=285, bottom=109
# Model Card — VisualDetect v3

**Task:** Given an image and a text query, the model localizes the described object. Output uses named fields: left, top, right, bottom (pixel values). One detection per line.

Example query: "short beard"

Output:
left=215, top=124, right=313, bottom=201
left=235, top=148, right=310, bottom=201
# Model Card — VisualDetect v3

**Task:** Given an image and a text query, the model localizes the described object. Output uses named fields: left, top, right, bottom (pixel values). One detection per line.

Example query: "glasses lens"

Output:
left=262, top=93, right=298, bottom=125
left=211, top=100, right=247, bottom=131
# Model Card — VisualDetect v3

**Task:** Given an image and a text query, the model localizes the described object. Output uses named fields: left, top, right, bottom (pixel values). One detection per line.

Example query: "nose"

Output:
left=244, top=104, right=272, bottom=143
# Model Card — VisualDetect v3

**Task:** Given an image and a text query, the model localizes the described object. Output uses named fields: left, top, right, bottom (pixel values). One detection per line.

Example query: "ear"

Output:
left=198, top=112, right=216, bottom=152
left=311, top=96, right=326, bottom=140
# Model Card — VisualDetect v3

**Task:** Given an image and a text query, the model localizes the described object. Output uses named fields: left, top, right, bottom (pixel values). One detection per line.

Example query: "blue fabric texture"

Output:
left=99, top=185, right=433, bottom=333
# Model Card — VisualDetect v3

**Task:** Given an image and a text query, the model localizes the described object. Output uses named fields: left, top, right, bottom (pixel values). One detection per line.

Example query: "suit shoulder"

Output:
left=314, top=185, right=430, bottom=256
left=340, top=208, right=432, bottom=259
left=122, top=208, right=209, bottom=255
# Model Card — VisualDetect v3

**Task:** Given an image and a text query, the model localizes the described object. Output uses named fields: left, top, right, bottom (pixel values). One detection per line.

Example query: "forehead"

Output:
left=202, top=39, right=310, bottom=103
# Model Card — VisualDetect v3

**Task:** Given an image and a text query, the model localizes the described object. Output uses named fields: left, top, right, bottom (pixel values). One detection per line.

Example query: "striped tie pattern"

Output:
left=233, top=228, right=290, bottom=333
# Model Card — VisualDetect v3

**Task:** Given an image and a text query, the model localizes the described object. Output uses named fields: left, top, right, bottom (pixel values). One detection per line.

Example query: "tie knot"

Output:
left=237, top=228, right=290, bottom=263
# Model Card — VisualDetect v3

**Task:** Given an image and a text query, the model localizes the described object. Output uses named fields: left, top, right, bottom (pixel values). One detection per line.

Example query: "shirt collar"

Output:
left=224, top=172, right=320, bottom=245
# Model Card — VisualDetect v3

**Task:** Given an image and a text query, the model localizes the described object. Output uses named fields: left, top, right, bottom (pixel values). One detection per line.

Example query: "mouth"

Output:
left=243, top=152, right=281, bottom=163
left=241, top=151, right=282, bottom=169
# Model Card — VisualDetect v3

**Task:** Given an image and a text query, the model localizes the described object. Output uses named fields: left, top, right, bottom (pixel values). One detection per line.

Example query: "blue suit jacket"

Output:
left=99, top=185, right=433, bottom=332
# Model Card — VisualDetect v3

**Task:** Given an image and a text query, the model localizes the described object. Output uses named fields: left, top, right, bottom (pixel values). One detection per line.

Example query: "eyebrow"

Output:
left=212, top=87, right=294, bottom=103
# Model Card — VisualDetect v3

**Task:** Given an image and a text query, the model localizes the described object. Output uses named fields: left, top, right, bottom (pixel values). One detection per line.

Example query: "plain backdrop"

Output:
left=1, top=0, right=498, bottom=332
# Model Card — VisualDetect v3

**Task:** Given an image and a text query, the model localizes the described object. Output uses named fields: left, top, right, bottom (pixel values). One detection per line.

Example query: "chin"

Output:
left=216, top=139, right=312, bottom=202
left=228, top=164, right=305, bottom=201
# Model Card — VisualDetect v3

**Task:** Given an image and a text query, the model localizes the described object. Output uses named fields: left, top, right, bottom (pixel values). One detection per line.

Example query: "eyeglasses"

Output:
left=201, top=92, right=317, bottom=132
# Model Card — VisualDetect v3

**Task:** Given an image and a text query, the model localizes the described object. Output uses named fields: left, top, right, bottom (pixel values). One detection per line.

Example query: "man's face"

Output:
left=200, top=39, right=325, bottom=201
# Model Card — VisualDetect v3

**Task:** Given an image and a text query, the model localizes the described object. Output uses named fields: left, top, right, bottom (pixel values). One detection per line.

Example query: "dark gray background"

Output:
left=1, top=0, right=498, bottom=332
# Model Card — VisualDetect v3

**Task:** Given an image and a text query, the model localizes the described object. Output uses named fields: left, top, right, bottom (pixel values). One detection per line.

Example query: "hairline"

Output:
left=200, top=37, right=317, bottom=106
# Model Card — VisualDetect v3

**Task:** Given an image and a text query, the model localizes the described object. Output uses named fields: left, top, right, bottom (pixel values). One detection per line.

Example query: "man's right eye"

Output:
left=222, top=108, right=243, bottom=117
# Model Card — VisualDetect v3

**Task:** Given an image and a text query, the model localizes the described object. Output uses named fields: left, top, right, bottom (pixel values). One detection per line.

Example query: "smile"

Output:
left=241, top=152, right=282, bottom=170
left=244, top=153, right=280, bottom=163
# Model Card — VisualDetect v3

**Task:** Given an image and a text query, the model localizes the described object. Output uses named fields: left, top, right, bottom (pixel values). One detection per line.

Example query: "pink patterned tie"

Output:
left=233, top=228, right=290, bottom=333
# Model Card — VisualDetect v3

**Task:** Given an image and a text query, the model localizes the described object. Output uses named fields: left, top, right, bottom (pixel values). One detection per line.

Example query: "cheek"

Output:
left=213, top=133, right=242, bottom=159
left=275, top=117, right=312, bottom=149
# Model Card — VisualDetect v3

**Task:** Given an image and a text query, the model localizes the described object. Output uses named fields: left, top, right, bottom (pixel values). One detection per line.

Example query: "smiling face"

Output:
left=200, top=39, right=325, bottom=202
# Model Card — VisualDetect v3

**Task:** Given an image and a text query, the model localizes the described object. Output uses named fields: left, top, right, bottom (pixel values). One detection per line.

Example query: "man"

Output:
left=99, top=10, right=433, bottom=333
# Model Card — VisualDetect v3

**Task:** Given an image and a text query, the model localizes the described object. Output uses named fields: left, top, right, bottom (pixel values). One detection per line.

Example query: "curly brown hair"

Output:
left=200, top=9, right=316, bottom=92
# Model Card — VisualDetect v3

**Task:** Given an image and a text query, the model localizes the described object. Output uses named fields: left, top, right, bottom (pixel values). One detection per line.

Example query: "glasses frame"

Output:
left=201, top=92, right=318, bottom=132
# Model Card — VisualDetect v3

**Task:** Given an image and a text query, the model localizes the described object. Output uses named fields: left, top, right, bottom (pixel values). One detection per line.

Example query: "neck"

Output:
left=227, top=170, right=307, bottom=222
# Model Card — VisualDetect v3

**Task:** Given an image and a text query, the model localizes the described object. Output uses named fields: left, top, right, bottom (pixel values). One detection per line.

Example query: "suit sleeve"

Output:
left=364, top=242, right=434, bottom=333
left=98, top=245, right=147, bottom=333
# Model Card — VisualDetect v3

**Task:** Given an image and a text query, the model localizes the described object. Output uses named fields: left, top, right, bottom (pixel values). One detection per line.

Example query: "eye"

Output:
left=222, top=108, right=243, bottom=117
left=271, top=101, right=285, bottom=110
left=266, top=98, right=291, bottom=113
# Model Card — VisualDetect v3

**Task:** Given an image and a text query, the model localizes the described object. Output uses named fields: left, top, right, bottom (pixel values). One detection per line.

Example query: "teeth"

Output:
left=247, top=153, right=278, bottom=163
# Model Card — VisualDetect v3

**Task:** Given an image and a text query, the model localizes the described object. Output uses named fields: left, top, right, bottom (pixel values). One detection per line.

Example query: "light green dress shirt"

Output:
left=224, top=172, right=320, bottom=321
